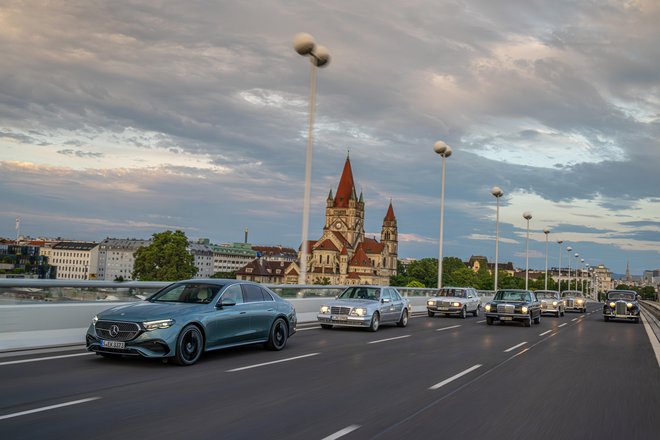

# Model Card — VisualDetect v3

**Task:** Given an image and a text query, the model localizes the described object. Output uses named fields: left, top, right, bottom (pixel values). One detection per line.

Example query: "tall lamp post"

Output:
left=491, top=186, right=504, bottom=292
left=293, top=33, right=330, bottom=284
left=580, top=257, right=585, bottom=292
left=584, top=262, right=589, bottom=295
left=566, top=246, right=573, bottom=290
left=543, top=228, right=550, bottom=290
left=523, top=211, right=533, bottom=290
left=557, top=240, right=564, bottom=293
left=434, top=141, right=453, bottom=289
left=574, top=253, right=580, bottom=292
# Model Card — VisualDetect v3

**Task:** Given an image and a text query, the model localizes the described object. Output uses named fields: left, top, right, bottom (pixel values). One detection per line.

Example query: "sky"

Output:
left=1, top=0, right=659, bottom=275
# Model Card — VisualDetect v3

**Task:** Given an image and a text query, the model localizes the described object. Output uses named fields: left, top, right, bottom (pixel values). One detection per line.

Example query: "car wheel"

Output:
left=534, top=312, right=541, bottom=325
left=369, top=313, right=380, bottom=332
left=175, top=324, right=203, bottom=366
left=266, top=318, right=288, bottom=351
left=635, top=317, right=641, bottom=324
left=460, top=307, right=467, bottom=319
left=473, top=305, right=480, bottom=317
left=486, top=317, right=493, bottom=325
left=604, top=316, right=610, bottom=322
left=561, top=309, right=565, bottom=317
left=320, top=324, right=333, bottom=329
left=397, top=309, right=409, bottom=327
left=427, top=310, right=435, bottom=317
left=523, top=315, right=532, bottom=327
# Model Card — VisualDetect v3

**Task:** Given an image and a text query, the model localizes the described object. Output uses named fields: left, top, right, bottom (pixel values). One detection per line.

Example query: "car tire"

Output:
left=635, top=317, right=641, bottom=324
left=369, top=312, right=380, bottom=332
left=604, top=316, right=609, bottom=322
left=174, top=324, right=204, bottom=366
left=428, top=310, right=435, bottom=317
left=561, top=309, right=565, bottom=317
left=524, top=315, right=532, bottom=327
left=473, top=305, right=480, bottom=317
left=460, top=307, right=467, bottom=319
left=534, top=312, right=541, bottom=325
left=320, top=324, right=333, bottom=329
left=397, top=309, right=409, bottom=327
left=486, top=317, right=493, bottom=325
left=265, top=318, right=288, bottom=351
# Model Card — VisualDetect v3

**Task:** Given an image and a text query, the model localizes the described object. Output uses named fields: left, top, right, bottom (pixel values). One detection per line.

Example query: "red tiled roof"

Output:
left=384, top=201, right=396, bottom=221
left=314, top=239, right=339, bottom=252
left=331, top=231, right=351, bottom=248
left=334, top=156, right=356, bottom=208
left=347, top=272, right=361, bottom=279
left=299, top=240, right=316, bottom=253
left=349, top=246, right=371, bottom=267
left=362, top=237, right=384, bottom=254
left=340, top=246, right=348, bottom=255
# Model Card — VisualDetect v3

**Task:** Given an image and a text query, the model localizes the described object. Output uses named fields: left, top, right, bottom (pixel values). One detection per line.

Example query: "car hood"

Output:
left=489, top=300, right=530, bottom=305
left=324, top=299, right=380, bottom=308
left=97, top=301, right=207, bottom=322
left=428, top=296, right=465, bottom=302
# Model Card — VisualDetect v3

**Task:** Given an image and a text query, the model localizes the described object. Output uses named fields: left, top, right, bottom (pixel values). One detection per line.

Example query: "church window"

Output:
left=326, top=255, right=330, bottom=264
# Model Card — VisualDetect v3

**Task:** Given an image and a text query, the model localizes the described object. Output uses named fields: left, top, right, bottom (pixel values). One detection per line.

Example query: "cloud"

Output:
left=56, top=149, right=104, bottom=158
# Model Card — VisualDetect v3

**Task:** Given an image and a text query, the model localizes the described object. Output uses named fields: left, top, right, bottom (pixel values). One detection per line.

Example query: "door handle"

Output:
left=239, top=311, right=247, bottom=315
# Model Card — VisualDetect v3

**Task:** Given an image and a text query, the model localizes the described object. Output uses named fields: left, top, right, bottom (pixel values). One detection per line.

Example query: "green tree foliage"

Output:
left=406, top=280, right=425, bottom=288
left=615, top=284, right=632, bottom=290
left=132, top=230, right=198, bottom=281
left=211, top=271, right=236, bottom=279
left=639, top=286, right=657, bottom=300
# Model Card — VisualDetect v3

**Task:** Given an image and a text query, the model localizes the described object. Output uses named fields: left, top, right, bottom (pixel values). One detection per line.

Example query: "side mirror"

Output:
left=382, top=298, right=391, bottom=303
left=217, top=298, right=236, bottom=308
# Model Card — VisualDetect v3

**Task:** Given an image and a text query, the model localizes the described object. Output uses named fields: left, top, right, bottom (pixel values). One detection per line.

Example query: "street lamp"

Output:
left=523, top=211, right=533, bottom=290
left=293, top=33, right=330, bottom=284
left=557, top=240, right=564, bottom=293
left=434, top=140, right=453, bottom=289
left=491, top=186, right=504, bottom=292
left=543, top=228, right=550, bottom=290
left=580, top=257, right=585, bottom=292
left=584, top=262, right=589, bottom=295
left=574, top=253, right=580, bottom=292
left=566, top=246, right=573, bottom=290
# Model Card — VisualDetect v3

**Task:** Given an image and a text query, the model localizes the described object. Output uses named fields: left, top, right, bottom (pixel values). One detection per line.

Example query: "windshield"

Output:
left=433, top=288, right=466, bottom=298
left=561, top=291, right=584, bottom=298
left=149, top=283, right=223, bottom=304
left=338, top=287, right=380, bottom=300
left=536, top=292, right=558, bottom=300
left=494, top=290, right=531, bottom=302
left=607, top=291, right=635, bottom=301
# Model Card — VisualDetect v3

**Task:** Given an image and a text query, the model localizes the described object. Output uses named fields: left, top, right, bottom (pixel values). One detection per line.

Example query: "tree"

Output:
left=133, top=230, right=198, bottom=281
left=639, top=285, right=657, bottom=300
left=406, top=280, right=425, bottom=288
left=615, top=284, right=632, bottom=290
left=211, top=271, right=236, bottom=279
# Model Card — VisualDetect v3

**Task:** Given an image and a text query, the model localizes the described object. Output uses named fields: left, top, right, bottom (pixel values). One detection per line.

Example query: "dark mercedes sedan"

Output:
left=484, top=289, right=541, bottom=327
left=603, top=290, right=641, bottom=323
left=86, top=279, right=297, bottom=365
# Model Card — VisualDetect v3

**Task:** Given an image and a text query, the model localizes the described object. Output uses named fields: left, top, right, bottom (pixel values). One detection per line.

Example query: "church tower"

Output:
left=381, top=201, right=398, bottom=276
left=325, top=154, right=365, bottom=247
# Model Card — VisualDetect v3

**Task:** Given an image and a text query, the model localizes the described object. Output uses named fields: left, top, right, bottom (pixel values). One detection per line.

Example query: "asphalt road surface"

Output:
left=1, top=303, right=658, bottom=440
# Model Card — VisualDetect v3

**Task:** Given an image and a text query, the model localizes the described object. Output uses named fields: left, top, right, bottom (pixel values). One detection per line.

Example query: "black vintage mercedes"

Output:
left=484, top=289, right=541, bottom=327
left=603, top=290, right=641, bottom=323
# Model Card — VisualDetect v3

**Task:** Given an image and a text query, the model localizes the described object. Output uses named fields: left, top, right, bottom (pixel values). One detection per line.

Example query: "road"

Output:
left=1, top=303, right=658, bottom=439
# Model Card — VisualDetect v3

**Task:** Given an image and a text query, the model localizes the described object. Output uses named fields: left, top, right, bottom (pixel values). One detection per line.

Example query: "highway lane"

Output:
left=0, top=303, right=658, bottom=439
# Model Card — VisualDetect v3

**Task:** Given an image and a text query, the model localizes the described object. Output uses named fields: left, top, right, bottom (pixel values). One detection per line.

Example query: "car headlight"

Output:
left=452, top=302, right=461, bottom=307
left=552, top=301, right=558, bottom=306
left=320, top=305, right=330, bottom=314
left=627, top=302, right=633, bottom=308
left=485, top=304, right=491, bottom=312
left=521, top=306, right=529, bottom=313
left=92, top=315, right=98, bottom=325
left=351, top=307, right=367, bottom=317
left=427, top=300, right=435, bottom=306
left=143, top=319, right=175, bottom=331
left=577, top=299, right=584, bottom=304
left=609, top=302, right=616, bottom=308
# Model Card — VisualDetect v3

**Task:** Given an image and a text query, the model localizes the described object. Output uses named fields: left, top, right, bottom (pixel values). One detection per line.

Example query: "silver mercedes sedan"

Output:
left=317, top=286, right=412, bottom=332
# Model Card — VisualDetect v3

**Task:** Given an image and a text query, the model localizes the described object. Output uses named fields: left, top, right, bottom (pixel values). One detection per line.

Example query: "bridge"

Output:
left=1, top=281, right=659, bottom=439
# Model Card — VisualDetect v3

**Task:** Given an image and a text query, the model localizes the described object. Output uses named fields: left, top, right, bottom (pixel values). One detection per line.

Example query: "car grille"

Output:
left=541, top=301, right=548, bottom=309
left=95, top=320, right=141, bottom=341
left=441, top=301, right=452, bottom=308
left=497, top=304, right=514, bottom=314
left=330, top=306, right=351, bottom=315
left=615, top=301, right=627, bottom=315
left=566, top=299, right=574, bottom=308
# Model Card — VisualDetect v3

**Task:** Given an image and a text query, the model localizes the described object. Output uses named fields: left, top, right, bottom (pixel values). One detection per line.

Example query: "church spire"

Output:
left=334, top=154, right=356, bottom=208
left=384, top=200, right=396, bottom=222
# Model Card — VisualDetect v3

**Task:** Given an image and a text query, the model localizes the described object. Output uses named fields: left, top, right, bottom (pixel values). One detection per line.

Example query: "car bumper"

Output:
left=604, top=312, right=639, bottom=320
left=485, top=312, right=529, bottom=322
left=565, top=305, right=585, bottom=311
left=540, top=306, right=561, bottom=314
left=317, top=314, right=371, bottom=327
left=427, top=306, right=462, bottom=314
left=86, top=325, right=175, bottom=358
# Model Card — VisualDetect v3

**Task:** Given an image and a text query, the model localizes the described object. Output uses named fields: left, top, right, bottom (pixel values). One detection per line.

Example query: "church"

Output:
left=294, top=154, right=398, bottom=285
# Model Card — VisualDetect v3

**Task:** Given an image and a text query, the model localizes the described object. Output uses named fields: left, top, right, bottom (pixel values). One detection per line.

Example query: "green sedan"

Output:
left=86, top=279, right=297, bottom=366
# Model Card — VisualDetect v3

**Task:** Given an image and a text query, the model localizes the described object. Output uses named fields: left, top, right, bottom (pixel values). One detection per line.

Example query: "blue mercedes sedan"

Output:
left=86, top=279, right=297, bottom=366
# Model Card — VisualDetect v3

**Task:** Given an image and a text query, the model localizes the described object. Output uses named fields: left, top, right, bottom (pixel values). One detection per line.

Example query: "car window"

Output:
left=494, top=291, right=531, bottom=302
left=150, top=283, right=222, bottom=303
left=381, top=289, right=392, bottom=301
left=260, top=287, right=275, bottom=302
left=390, top=288, right=402, bottom=301
left=221, top=284, right=244, bottom=304
left=242, top=284, right=265, bottom=302
left=338, top=287, right=380, bottom=300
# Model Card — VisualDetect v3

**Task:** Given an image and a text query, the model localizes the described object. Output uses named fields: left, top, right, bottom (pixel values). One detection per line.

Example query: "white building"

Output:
left=189, top=243, right=214, bottom=278
left=95, top=238, right=150, bottom=281
left=210, top=243, right=257, bottom=274
left=47, top=242, right=98, bottom=280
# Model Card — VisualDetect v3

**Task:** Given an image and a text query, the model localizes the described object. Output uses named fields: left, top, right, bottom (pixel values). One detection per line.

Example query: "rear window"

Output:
left=242, top=284, right=265, bottom=302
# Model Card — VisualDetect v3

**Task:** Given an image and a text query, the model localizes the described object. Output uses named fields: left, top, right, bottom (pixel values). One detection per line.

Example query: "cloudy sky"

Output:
left=1, top=0, right=659, bottom=275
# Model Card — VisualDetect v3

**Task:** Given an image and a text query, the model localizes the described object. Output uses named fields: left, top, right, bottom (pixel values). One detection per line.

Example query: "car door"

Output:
left=466, top=289, right=478, bottom=312
left=206, top=284, right=252, bottom=348
left=241, top=284, right=276, bottom=341
left=389, top=288, right=405, bottom=321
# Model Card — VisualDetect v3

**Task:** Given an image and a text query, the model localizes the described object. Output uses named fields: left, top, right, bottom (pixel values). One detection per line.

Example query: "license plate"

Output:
left=439, top=307, right=449, bottom=311
left=332, top=315, right=348, bottom=321
left=101, top=340, right=125, bottom=349
left=500, top=316, right=513, bottom=321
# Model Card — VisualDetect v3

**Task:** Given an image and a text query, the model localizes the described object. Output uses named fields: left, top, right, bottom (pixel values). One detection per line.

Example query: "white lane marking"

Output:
left=429, top=364, right=482, bottom=390
left=227, top=353, right=320, bottom=372
left=571, top=318, right=578, bottom=322
left=0, top=397, right=100, bottom=421
left=368, top=335, right=411, bottom=345
left=539, top=330, right=553, bottom=336
left=297, top=326, right=320, bottom=331
left=322, top=425, right=361, bottom=440
left=504, top=342, right=528, bottom=353
left=436, top=325, right=461, bottom=332
left=559, top=323, right=567, bottom=328
left=0, top=352, right=94, bottom=367
left=580, top=315, right=586, bottom=318
left=476, top=320, right=486, bottom=323
left=640, top=312, right=660, bottom=368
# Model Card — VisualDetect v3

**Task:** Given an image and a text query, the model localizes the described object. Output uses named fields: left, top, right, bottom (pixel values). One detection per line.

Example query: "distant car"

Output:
left=317, top=286, right=411, bottom=332
left=561, top=290, right=587, bottom=313
left=484, top=289, right=541, bottom=327
left=536, top=290, right=565, bottom=317
left=426, top=287, right=481, bottom=318
left=86, top=279, right=297, bottom=366
left=603, top=290, right=641, bottom=323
